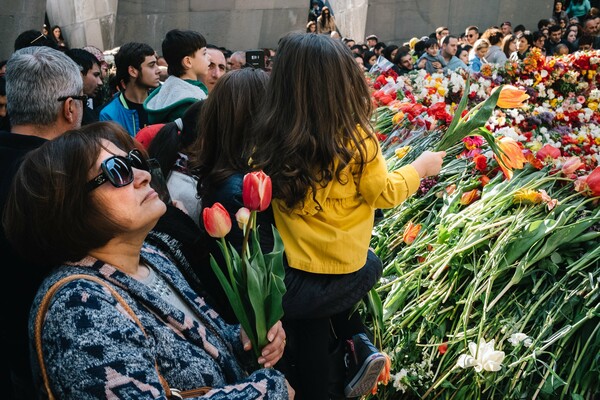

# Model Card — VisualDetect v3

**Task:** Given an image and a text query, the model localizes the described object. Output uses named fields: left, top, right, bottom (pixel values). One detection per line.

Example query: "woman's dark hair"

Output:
left=147, top=100, right=205, bottom=177
left=502, top=34, right=517, bottom=58
left=319, top=6, right=331, bottom=29
left=162, top=29, right=207, bottom=78
left=566, top=23, right=583, bottom=38
left=250, top=33, right=375, bottom=211
left=188, top=68, right=269, bottom=196
left=2, top=122, right=141, bottom=266
left=362, top=50, right=376, bottom=67
left=381, top=45, right=399, bottom=62
left=518, top=31, right=534, bottom=47
left=51, top=25, right=64, bottom=41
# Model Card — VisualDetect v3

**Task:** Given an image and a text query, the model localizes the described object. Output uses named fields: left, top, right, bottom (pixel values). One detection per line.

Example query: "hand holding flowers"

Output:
left=202, top=171, right=286, bottom=362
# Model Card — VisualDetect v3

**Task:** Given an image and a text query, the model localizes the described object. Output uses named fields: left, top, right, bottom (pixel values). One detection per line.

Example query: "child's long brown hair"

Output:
left=251, top=32, right=375, bottom=211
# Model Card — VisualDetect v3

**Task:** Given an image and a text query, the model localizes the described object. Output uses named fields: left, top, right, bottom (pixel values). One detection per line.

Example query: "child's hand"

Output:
left=411, top=151, right=446, bottom=178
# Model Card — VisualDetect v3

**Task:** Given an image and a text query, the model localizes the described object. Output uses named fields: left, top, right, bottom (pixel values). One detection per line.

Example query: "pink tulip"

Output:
left=242, top=171, right=273, bottom=211
left=202, top=203, right=232, bottom=238
left=561, top=157, right=584, bottom=176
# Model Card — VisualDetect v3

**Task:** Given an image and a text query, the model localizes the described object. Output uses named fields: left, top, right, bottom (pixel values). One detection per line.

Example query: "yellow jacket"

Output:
left=273, top=135, right=420, bottom=274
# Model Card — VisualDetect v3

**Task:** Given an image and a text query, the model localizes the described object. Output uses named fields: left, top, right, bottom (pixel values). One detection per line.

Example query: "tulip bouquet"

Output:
left=202, top=171, right=286, bottom=359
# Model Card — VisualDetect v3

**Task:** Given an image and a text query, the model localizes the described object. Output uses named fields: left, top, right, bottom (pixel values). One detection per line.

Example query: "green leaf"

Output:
left=246, top=258, right=268, bottom=350
left=208, top=255, right=257, bottom=348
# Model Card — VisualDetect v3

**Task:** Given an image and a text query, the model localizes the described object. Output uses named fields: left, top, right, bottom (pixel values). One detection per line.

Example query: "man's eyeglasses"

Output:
left=87, top=149, right=150, bottom=191
left=468, top=34, right=476, bottom=38
left=57, top=95, right=89, bottom=103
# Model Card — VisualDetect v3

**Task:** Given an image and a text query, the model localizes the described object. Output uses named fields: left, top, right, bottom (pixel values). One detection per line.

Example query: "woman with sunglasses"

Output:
left=3, top=121, right=293, bottom=399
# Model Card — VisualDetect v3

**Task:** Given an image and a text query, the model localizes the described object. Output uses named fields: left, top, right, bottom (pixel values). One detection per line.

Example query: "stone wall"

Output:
left=114, top=0, right=307, bottom=55
left=0, top=0, right=46, bottom=61
left=364, top=0, right=553, bottom=46
left=46, top=0, right=117, bottom=51
left=0, top=1, right=559, bottom=61
left=329, top=0, right=369, bottom=42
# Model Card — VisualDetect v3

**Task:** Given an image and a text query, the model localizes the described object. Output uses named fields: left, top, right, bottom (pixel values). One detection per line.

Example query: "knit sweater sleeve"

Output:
left=34, top=279, right=289, bottom=399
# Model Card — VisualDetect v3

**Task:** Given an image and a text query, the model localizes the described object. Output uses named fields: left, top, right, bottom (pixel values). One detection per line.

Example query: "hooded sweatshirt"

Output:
left=144, top=76, right=208, bottom=124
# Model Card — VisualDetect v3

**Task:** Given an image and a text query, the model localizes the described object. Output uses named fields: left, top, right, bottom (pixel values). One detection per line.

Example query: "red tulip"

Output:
left=242, top=171, right=273, bottom=211
left=202, top=203, right=232, bottom=238
left=586, top=167, right=600, bottom=197
left=536, top=144, right=561, bottom=162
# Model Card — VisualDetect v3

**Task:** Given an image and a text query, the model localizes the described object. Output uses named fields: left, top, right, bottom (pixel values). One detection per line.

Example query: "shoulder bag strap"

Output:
left=34, top=274, right=210, bottom=399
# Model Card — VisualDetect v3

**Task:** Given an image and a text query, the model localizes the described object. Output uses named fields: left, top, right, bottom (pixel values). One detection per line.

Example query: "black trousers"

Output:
left=277, top=250, right=383, bottom=400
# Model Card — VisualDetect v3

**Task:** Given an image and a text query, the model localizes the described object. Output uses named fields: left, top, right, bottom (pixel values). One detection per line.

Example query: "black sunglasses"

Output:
left=57, top=95, right=89, bottom=103
left=87, top=149, right=149, bottom=191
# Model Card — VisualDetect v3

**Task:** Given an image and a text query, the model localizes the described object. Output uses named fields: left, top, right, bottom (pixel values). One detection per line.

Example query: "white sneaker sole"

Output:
left=344, top=353, right=386, bottom=398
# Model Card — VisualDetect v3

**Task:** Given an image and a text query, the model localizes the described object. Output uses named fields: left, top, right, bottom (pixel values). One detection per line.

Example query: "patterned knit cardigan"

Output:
left=29, top=233, right=288, bottom=399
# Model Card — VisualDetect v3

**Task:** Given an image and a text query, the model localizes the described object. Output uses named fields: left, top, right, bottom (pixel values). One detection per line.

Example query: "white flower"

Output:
left=508, top=332, right=533, bottom=347
left=456, top=338, right=505, bottom=372
left=392, top=368, right=408, bottom=393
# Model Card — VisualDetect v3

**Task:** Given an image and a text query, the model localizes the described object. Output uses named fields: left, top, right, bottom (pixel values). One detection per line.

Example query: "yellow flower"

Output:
left=588, top=102, right=598, bottom=111
left=496, top=137, right=527, bottom=180
left=392, top=111, right=405, bottom=125
left=495, top=85, right=530, bottom=109
left=513, top=189, right=542, bottom=204
left=395, top=146, right=410, bottom=159
left=550, top=99, right=558, bottom=107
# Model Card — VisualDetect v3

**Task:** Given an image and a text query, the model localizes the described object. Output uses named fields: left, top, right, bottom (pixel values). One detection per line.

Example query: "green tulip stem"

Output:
left=220, top=236, right=241, bottom=301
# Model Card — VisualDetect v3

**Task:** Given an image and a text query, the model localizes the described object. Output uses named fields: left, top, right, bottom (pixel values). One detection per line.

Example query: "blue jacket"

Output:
left=30, top=232, right=288, bottom=399
left=99, top=92, right=141, bottom=137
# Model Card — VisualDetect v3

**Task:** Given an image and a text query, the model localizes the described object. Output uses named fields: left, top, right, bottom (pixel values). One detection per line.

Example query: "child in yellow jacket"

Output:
left=251, top=33, right=445, bottom=399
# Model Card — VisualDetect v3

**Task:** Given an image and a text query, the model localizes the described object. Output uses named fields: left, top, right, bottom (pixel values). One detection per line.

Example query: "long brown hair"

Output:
left=250, top=32, right=375, bottom=210
left=188, top=68, right=269, bottom=196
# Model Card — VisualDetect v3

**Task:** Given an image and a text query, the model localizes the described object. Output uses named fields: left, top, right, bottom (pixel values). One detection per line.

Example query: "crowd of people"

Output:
left=0, top=1, right=599, bottom=399
left=303, top=1, right=600, bottom=75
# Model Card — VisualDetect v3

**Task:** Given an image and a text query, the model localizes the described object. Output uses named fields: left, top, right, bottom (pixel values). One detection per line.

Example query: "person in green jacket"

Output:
left=144, top=29, right=210, bottom=124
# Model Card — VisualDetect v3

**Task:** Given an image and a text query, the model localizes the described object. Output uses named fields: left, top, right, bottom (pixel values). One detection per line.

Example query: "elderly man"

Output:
left=228, top=50, right=246, bottom=71
left=0, top=46, right=83, bottom=400
left=200, top=46, right=227, bottom=93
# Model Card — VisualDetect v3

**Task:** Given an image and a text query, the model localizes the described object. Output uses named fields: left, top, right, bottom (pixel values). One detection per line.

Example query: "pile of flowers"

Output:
left=365, top=50, right=600, bottom=399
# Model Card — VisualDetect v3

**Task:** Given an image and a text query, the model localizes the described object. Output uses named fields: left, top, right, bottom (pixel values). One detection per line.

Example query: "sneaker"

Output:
left=343, top=333, right=387, bottom=398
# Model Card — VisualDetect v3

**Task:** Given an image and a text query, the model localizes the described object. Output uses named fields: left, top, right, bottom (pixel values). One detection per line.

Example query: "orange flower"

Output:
left=494, top=85, right=530, bottom=108
left=480, top=175, right=491, bottom=186
left=496, top=137, right=527, bottom=179
left=460, top=189, right=480, bottom=205
left=403, top=221, right=422, bottom=244
left=371, top=353, right=391, bottom=395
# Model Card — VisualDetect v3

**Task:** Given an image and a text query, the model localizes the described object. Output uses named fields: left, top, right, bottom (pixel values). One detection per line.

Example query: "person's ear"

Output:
left=128, top=65, right=139, bottom=80
left=61, top=98, right=77, bottom=124
left=182, top=55, right=192, bottom=70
